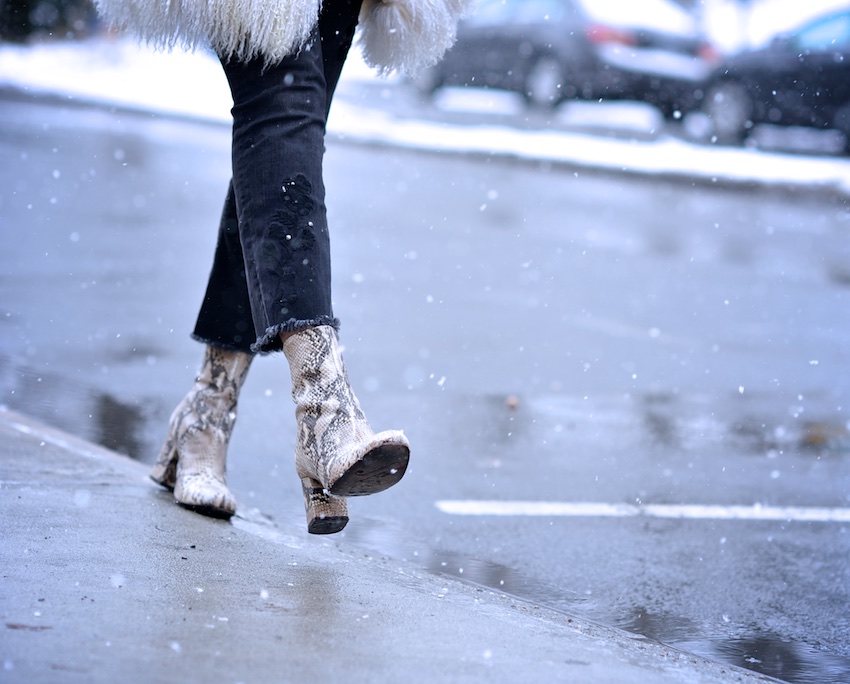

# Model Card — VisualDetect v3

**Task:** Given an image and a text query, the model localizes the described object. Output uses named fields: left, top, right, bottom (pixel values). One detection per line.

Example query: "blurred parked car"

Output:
left=413, top=0, right=719, bottom=118
left=698, top=10, right=850, bottom=147
left=0, top=0, right=97, bottom=41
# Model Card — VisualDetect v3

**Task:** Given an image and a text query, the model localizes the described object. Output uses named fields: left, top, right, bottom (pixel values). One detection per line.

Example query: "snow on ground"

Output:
left=1, top=36, right=849, bottom=196
left=0, top=37, right=232, bottom=122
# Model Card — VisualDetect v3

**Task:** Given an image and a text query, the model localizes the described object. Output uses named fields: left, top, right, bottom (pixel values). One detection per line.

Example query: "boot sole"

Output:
left=308, top=515, right=349, bottom=534
left=177, top=501, right=235, bottom=520
left=329, top=443, right=410, bottom=497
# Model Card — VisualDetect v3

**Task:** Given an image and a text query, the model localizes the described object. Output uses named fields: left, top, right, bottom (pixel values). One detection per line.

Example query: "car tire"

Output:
left=524, top=56, right=564, bottom=109
left=703, top=80, right=753, bottom=144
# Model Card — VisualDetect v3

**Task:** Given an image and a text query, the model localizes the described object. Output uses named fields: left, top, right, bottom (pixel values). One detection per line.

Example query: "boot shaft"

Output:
left=194, top=345, right=253, bottom=400
left=283, top=326, right=368, bottom=428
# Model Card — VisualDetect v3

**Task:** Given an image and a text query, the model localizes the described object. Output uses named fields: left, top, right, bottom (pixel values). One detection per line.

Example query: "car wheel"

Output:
left=703, top=81, right=753, bottom=144
left=524, top=56, right=564, bottom=109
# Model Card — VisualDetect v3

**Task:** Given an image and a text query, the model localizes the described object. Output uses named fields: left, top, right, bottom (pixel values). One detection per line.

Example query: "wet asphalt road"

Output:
left=1, top=91, right=849, bottom=684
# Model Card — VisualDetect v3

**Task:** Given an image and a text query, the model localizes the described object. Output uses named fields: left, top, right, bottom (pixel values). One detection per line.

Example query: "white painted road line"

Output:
left=435, top=500, right=850, bottom=523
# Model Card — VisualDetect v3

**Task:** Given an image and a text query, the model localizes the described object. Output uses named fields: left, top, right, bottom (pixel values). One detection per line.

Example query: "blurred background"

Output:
left=0, top=0, right=96, bottom=42
left=3, top=0, right=850, bottom=154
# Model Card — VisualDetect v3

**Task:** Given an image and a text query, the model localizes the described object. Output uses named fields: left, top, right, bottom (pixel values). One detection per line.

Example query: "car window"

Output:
left=794, top=12, right=850, bottom=51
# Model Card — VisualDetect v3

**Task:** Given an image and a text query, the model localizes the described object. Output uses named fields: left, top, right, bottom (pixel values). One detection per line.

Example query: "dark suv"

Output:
left=699, top=10, right=850, bottom=146
left=413, top=0, right=718, bottom=118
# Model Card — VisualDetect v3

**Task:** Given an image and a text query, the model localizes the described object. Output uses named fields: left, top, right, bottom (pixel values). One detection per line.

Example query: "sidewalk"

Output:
left=0, top=407, right=781, bottom=684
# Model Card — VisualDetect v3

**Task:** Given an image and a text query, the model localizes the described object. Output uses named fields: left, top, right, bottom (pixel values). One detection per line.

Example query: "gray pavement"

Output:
left=0, top=407, right=783, bottom=684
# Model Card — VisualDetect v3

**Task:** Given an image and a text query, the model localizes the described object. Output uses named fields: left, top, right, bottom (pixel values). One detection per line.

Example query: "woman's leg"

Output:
left=192, top=182, right=255, bottom=352
left=193, top=0, right=361, bottom=352
left=162, top=0, right=408, bottom=531
left=318, top=0, right=363, bottom=107
left=193, top=0, right=361, bottom=353
left=227, top=52, right=334, bottom=353
left=276, top=2, right=408, bottom=531
left=153, top=185, right=255, bottom=519
left=220, top=0, right=364, bottom=355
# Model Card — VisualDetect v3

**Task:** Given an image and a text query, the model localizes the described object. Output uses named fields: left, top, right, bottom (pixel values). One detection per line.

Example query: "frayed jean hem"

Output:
left=250, top=316, right=340, bottom=354
left=190, top=333, right=255, bottom=355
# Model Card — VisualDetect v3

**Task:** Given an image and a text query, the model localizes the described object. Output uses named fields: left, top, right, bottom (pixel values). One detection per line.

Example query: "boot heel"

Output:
left=149, top=395, right=188, bottom=491
left=150, top=443, right=179, bottom=490
left=301, top=477, right=348, bottom=535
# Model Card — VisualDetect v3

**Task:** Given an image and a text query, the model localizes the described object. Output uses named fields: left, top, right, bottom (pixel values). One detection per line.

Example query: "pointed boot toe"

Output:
left=174, top=473, right=237, bottom=519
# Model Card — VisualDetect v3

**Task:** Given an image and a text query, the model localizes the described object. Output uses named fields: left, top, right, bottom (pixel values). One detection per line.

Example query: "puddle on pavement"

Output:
left=0, top=354, right=155, bottom=461
left=708, top=634, right=850, bottom=684
left=615, top=607, right=850, bottom=684
left=345, top=516, right=850, bottom=684
left=342, top=515, right=591, bottom=616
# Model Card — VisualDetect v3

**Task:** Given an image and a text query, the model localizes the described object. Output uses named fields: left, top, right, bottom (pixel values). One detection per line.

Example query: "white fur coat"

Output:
left=94, top=0, right=475, bottom=74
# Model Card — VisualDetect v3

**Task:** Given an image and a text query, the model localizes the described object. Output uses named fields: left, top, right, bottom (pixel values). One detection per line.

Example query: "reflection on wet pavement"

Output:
left=345, top=515, right=850, bottom=684
left=342, top=516, right=591, bottom=616
left=711, top=635, right=850, bottom=684
left=0, top=354, right=154, bottom=461
left=618, top=607, right=850, bottom=684
left=93, top=393, right=146, bottom=459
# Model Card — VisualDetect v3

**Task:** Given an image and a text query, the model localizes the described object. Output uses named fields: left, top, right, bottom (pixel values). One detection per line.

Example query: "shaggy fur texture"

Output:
left=95, top=0, right=320, bottom=65
left=94, top=0, right=477, bottom=73
left=358, top=0, right=475, bottom=75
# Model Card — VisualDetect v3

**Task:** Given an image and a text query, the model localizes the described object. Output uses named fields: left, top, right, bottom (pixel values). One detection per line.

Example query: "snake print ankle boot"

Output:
left=151, top=346, right=252, bottom=519
left=283, top=326, right=410, bottom=533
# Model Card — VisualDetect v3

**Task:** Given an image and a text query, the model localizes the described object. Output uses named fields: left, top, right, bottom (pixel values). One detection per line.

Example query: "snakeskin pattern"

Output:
left=150, top=346, right=252, bottom=518
left=284, top=326, right=410, bottom=498
left=300, top=477, right=348, bottom=535
left=285, top=326, right=370, bottom=486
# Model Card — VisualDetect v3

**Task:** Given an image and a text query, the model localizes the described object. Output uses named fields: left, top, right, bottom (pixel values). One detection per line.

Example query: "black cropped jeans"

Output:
left=192, top=0, right=362, bottom=354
